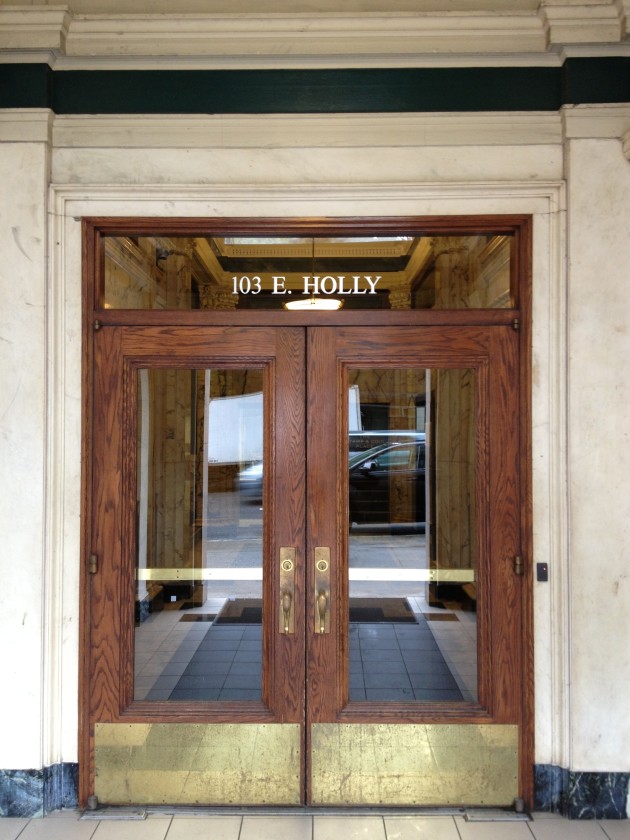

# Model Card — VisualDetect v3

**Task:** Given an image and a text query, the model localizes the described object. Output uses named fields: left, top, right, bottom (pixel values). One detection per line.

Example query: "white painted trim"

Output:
left=5, top=108, right=630, bottom=151
left=532, top=184, right=571, bottom=770
left=563, top=103, right=630, bottom=142
left=0, top=109, right=53, bottom=144
left=51, top=113, right=564, bottom=149
left=540, top=0, right=624, bottom=45
left=0, top=3, right=626, bottom=67
left=47, top=179, right=567, bottom=770
left=64, top=12, right=547, bottom=59
left=0, top=7, right=70, bottom=52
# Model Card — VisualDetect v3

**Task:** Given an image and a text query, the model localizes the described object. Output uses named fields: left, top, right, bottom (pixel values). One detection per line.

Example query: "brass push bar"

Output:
left=136, top=567, right=475, bottom=582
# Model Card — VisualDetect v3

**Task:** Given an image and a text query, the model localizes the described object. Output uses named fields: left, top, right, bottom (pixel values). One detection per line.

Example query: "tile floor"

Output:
left=1, top=811, right=629, bottom=840
left=135, top=594, right=478, bottom=704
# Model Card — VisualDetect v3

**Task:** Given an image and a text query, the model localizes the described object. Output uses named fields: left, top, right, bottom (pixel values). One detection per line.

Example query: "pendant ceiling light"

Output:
left=284, top=295, right=344, bottom=311
left=284, top=238, right=344, bottom=311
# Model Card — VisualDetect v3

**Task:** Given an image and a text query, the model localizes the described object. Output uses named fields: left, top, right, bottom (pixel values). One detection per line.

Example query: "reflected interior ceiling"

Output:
left=189, top=235, right=434, bottom=302
left=104, top=231, right=512, bottom=311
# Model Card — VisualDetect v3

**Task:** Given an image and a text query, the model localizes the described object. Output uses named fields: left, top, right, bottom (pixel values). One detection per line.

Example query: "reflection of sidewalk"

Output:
left=349, top=532, right=427, bottom=569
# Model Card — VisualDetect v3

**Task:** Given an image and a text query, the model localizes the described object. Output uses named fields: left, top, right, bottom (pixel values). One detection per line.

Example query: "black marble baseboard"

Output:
left=0, top=763, right=78, bottom=817
left=1, top=761, right=627, bottom=818
left=535, top=764, right=629, bottom=819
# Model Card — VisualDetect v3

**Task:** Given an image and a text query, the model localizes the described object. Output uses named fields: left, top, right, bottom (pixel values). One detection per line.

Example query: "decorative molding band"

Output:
left=0, top=108, right=52, bottom=143
left=51, top=112, right=564, bottom=149
left=0, top=8, right=70, bottom=53
left=4, top=106, right=630, bottom=150
left=64, top=13, right=547, bottom=60
left=563, top=103, right=630, bottom=139
left=0, top=4, right=627, bottom=66
left=540, top=1, right=624, bottom=45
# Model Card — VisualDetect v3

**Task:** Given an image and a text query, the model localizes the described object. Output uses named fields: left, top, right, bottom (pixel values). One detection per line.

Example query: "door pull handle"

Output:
left=317, top=590, right=328, bottom=634
left=314, top=547, right=330, bottom=634
left=281, top=591, right=293, bottom=633
left=279, top=548, right=296, bottom=634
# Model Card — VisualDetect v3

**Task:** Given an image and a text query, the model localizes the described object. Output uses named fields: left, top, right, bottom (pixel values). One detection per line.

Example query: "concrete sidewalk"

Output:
left=1, top=811, right=629, bottom=840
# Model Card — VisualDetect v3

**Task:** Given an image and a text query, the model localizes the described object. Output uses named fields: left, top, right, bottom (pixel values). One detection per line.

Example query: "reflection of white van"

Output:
left=349, top=430, right=425, bottom=456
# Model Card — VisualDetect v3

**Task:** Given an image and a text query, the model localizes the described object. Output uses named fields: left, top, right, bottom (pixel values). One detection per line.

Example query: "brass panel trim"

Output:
left=137, top=567, right=475, bottom=583
left=95, top=723, right=301, bottom=806
left=311, top=723, right=518, bottom=806
left=137, top=568, right=225, bottom=581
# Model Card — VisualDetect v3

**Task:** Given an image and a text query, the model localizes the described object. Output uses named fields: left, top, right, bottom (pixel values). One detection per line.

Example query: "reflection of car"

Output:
left=238, top=433, right=427, bottom=524
left=349, top=430, right=424, bottom=457
left=237, top=461, right=263, bottom=504
left=349, top=439, right=426, bottom=527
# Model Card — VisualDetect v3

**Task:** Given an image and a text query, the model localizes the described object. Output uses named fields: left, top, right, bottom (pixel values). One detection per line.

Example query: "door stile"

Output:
left=305, top=328, right=340, bottom=723
left=90, top=326, right=125, bottom=725
left=486, top=327, right=522, bottom=726
left=304, top=327, right=345, bottom=803
left=271, top=327, right=307, bottom=726
left=85, top=325, right=125, bottom=802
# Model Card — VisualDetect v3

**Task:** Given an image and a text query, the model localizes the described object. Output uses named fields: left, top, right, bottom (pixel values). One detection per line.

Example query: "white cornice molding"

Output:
left=4, top=106, right=630, bottom=152
left=0, top=7, right=70, bottom=52
left=0, top=3, right=626, bottom=66
left=51, top=112, right=563, bottom=149
left=562, top=103, right=630, bottom=136
left=0, top=108, right=53, bottom=142
left=562, top=103, right=630, bottom=161
left=0, top=9, right=546, bottom=60
left=63, top=12, right=547, bottom=58
left=539, top=0, right=625, bottom=45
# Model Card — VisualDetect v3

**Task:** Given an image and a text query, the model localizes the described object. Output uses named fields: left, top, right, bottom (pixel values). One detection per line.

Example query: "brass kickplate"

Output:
left=310, top=723, right=518, bottom=807
left=95, top=723, right=301, bottom=806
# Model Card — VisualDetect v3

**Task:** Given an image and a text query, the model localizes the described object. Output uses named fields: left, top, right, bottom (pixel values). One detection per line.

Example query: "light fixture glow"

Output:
left=283, top=237, right=345, bottom=311
left=284, top=296, right=344, bottom=311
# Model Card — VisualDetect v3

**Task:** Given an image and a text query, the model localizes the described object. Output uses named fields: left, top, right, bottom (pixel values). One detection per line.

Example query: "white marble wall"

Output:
left=0, top=140, right=48, bottom=767
left=566, top=137, right=630, bottom=771
left=2, top=107, right=629, bottom=781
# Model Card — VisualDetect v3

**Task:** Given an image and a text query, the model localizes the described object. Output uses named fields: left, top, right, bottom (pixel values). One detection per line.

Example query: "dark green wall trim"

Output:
left=1, top=59, right=628, bottom=114
left=0, top=63, right=52, bottom=110
left=562, top=57, right=630, bottom=105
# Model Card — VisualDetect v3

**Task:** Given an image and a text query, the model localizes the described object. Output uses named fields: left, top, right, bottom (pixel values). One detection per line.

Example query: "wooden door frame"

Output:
left=79, top=215, right=533, bottom=807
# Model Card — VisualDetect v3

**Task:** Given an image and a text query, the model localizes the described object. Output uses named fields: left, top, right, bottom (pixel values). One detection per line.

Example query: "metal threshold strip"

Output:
left=81, top=806, right=531, bottom=821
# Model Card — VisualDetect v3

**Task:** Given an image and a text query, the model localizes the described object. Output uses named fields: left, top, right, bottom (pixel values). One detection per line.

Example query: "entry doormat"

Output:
left=208, top=597, right=416, bottom=624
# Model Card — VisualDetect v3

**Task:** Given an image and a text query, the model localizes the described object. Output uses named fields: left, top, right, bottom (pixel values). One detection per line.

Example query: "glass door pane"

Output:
left=134, top=366, right=264, bottom=702
left=101, top=233, right=514, bottom=311
left=348, top=367, right=477, bottom=704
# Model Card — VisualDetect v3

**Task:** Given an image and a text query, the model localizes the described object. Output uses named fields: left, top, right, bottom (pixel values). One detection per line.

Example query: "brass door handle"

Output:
left=281, top=591, right=293, bottom=633
left=279, top=548, right=295, bottom=634
left=317, top=590, right=328, bottom=634
left=314, top=547, right=330, bottom=634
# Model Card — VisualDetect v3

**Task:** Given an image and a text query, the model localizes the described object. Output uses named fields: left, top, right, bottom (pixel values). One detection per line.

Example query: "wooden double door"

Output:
left=84, top=322, right=530, bottom=808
